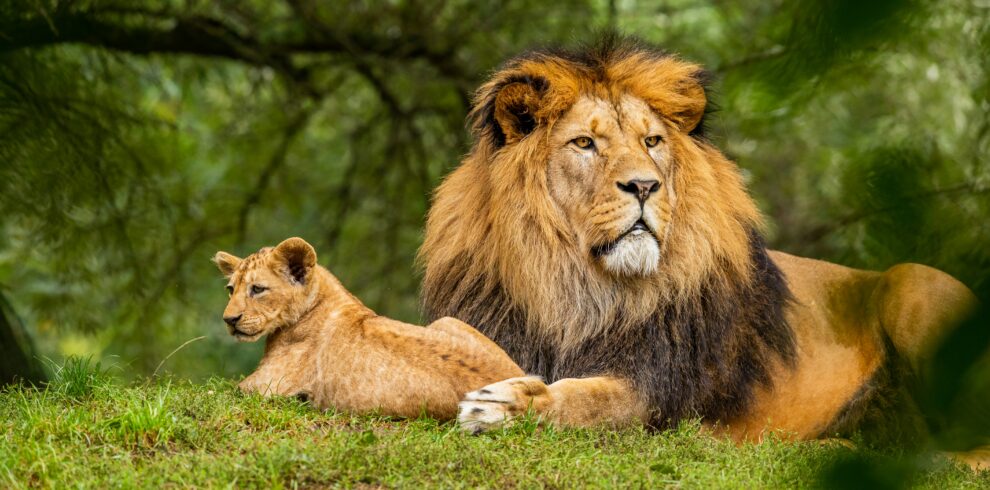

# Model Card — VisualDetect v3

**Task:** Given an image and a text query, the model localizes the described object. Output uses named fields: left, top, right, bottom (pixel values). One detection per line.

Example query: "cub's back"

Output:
left=321, top=315, right=523, bottom=419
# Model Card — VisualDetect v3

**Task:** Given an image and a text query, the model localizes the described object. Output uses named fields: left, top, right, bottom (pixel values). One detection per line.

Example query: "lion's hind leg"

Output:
left=876, top=263, right=978, bottom=370
left=876, top=265, right=990, bottom=472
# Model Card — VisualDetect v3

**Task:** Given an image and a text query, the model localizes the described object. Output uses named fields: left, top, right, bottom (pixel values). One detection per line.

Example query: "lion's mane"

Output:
left=419, top=35, right=795, bottom=426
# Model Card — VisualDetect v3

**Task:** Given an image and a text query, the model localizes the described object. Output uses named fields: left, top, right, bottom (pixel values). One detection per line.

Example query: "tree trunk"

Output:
left=0, top=290, right=46, bottom=385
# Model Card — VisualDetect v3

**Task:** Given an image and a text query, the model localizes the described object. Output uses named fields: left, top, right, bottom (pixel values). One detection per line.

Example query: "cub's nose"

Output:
left=223, top=315, right=242, bottom=327
left=617, top=179, right=661, bottom=203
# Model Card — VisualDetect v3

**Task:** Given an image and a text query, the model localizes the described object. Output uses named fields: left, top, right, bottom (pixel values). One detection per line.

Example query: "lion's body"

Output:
left=728, top=252, right=974, bottom=440
left=417, top=35, right=983, bottom=467
left=215, top=239, right=523, bottom=420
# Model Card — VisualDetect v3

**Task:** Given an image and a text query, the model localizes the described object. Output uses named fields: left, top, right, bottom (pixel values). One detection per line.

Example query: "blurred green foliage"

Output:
left=0, top=0, right=987, bottom=395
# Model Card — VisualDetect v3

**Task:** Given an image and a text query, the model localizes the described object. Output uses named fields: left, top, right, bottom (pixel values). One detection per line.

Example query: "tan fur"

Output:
left=459, top=376, right=649, bottom=434
left=419, top=43, right=986, bottom=469
left=213, top=237, right=523, bottom=419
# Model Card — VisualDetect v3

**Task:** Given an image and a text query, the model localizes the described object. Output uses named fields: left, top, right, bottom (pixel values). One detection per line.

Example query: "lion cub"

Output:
left=212, top=237, right=524, bottom=419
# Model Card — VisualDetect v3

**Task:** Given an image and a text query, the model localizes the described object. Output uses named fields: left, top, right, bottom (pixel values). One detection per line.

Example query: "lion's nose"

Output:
left=224, top=314, right=242, bottom=327
left=617, top=179, right=661, bottom=203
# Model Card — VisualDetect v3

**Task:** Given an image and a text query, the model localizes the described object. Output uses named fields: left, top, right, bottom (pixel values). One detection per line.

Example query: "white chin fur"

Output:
left=601, top=234, right=660, bottom=276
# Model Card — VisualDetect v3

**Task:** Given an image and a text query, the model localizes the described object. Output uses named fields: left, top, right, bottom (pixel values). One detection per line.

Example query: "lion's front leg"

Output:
left=458, top=376, right=552, bottom=433
left=458, top=376, right=648, bottom=433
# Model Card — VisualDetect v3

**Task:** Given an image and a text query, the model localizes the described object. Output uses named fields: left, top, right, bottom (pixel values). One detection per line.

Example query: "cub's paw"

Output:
left=458, top=376, right=551, bottom=434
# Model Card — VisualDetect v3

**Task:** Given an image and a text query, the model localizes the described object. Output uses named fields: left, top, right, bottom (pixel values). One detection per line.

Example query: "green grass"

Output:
left=1, top=361, right=987, bottom=489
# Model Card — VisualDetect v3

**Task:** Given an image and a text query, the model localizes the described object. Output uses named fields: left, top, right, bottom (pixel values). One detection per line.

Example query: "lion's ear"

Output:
left=619, top=57, right=708, bottom=134
left=494, top=81, right=543, bottom=144
left=668, top=74, right=707, bottom=134
left=472, top=75, right=548, bottom=146
left=213, top=252, right=242, bottom=278
left=274, top=237, right=317, bottom=285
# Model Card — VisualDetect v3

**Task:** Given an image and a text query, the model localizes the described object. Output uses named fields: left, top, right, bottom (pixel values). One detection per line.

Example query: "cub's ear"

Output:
left=213, top=252, right=241, bottom=278
left=471, top=75, right=548, bottom=146
left=274, top=237, right=317, bottom=285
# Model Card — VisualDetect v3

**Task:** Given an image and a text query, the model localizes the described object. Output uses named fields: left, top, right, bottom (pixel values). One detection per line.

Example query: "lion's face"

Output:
left=213, top=238, right=317, bottom=342
left=547, top=94, right=675, bottom=277
left=420, top=39, right=763, bottom=340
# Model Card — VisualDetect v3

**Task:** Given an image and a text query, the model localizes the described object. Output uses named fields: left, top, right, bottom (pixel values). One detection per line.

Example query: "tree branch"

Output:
left=235, top=106, right=317, bottom=245
left=0, top=10, right=468, bottom=83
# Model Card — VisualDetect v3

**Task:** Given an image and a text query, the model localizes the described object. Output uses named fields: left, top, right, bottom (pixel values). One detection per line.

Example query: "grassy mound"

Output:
left=1, top=358, right=986, bottom=488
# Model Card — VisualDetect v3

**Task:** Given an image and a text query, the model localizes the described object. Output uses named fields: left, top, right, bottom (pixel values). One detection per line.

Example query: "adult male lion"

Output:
left=418, top=37, right=978, bottom=449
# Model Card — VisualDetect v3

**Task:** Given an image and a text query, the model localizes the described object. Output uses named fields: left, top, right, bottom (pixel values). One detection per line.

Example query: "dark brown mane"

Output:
left=423, top=230, right=795, bottom=427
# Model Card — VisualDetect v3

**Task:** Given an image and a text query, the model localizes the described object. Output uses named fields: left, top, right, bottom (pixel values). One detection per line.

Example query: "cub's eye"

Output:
left=571, top=136, right=595, bottom=150
left=250, top=285, right=268, bottom=296
left=644, top=135, right=662, bottom=148
left=225, top=285, right=233, bottom=297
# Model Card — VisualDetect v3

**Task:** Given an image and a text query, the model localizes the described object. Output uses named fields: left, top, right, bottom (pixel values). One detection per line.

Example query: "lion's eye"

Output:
left=644, top=135, right=662, bottom=148
left=225, top=285, right=233, bottom=297
left=250, top=285, right=268, bottom=296
left=571, top=136, right=595, bottom=150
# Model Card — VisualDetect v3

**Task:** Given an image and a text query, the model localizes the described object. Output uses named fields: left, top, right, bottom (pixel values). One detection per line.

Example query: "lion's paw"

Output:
left=458, top=376, right=550, bottom=434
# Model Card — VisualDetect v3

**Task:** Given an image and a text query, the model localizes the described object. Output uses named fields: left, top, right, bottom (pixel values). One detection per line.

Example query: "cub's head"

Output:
left=212, top=237, right=318, bottom=341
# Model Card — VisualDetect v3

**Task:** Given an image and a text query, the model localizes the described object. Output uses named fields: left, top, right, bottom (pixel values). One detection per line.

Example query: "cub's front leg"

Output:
left=458, top=375, right=648, bottom=433
left=237, top=368, right=308, bottom=401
